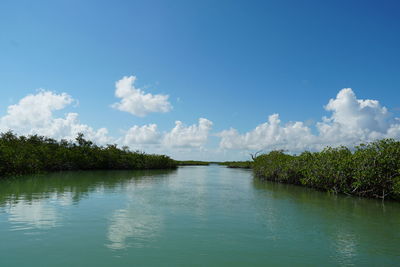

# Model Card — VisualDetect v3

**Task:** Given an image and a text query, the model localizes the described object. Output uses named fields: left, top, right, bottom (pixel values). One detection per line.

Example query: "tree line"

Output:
left=0, top=131, right=176, bottom=178
left=252, top=139, right=400, bottom=200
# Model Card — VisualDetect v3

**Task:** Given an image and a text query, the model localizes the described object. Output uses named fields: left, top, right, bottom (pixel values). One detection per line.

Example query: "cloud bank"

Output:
left=1, top=86, right=399, bottom=160
left=119, top=118, right=213, bottom=149
left=163, top=118, right=213, bottom=148
left=218, top=88, right=400, bottom=153
left=112, top=76, right=172, bottom=117
left=0, top=90, right=111, bottom=144
left=0, top=89, right=212, bottom=154
left=120, top=124, right=161, bottom=145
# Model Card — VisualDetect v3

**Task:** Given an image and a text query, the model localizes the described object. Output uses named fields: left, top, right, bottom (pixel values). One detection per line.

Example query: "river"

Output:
left=0, top=165, right=399, bottom=266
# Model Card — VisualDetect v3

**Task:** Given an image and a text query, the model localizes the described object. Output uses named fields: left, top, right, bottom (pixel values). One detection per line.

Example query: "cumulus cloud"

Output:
left=120, top=118, right=213, bottom=150
left=324, top=88, right=389, bottom=132
left=0, top=89, right=212, bottom=154
left=218, top=114, right=314, bottom=151
left=120, top=124, right=161, bottom=146
left=0, top=90, right=112, bottom=144
left=163, top=118, right=213, bottom=148
left=5, top=86, right=397, bottom=160
left=218, top=88, right=400, bottom=152
left=112, top=75, right=172, bottom=117
left=316, top=88, right=392, bottom=146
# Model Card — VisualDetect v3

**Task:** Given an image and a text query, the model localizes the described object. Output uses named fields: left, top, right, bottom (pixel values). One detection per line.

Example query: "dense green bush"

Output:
left=253, top=150, right=300, bottom=184
left=176, top=160, right=210, bottom=166
left=0, top=132, right=176, bottom=178
left=253, top=139, right=400, bottom=200
left=219, top=161, right=253, bottom=168
left=297, top=146, right=354, bottom=193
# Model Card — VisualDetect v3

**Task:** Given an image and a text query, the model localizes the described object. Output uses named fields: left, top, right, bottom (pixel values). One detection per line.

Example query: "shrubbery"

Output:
left=218, top=161, right=253, bottom=168
left=0, top=131, right=176, bottom=178
left=176, top=160, right=210, bottom=166
left=253, top=139, right=400, bottom=200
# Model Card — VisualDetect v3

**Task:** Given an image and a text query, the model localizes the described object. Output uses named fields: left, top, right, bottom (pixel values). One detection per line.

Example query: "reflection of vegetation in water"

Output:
left=0, top=169, right=177, bottom=207
left=252, top=178, right=400, bottom=265
left=0, top=132, right=177, bottom=178
left=252, top=139, right=400, bottom=200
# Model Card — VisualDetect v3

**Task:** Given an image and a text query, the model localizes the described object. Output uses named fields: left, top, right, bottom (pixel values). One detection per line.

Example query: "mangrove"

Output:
left=0, top=131, right=176, bottom=178
left=252, top=139, right=400, bottom=200
left=175, top=160, right=210, bottom=166
left=218, top=161, right=253, bottom=168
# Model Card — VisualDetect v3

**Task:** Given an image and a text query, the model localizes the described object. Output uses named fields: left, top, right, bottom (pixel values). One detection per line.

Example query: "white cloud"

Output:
left=163, top=118, right=213, bottom=148
left=120, top=124, right=161, bottom=145
left=218, top=114, right=314, bottom=152
left=324, top=88, right=389, bottom=132
left=0, top=90, right=112, bottom=144
left=0, top=90, right=73, bottom=132
left=218, top=88, right=400, bottom=153
left=315, top=88, right=392, bottom=146
left=112, top=75, right=172, bottom=117
left=0, top=89, right=212, bottom=155
left=4, top=86, right=398, bottom=161
left=119, top=118, right=213, bottom=151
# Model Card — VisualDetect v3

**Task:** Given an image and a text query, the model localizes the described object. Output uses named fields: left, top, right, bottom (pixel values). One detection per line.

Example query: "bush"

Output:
left=252, top=139, right=400, bottom=200
left=0, top=131, right=177, bottom=178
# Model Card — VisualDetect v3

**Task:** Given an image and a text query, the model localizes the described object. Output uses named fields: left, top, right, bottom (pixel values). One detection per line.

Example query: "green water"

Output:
left=0, top=166, right=399, bottom=266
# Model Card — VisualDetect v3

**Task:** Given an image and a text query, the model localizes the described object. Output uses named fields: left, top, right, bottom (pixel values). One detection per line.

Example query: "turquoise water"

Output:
left=0, top=166, right=399, bottom=266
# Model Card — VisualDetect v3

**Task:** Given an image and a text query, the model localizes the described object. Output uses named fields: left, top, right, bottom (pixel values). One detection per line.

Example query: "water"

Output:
left=0, top=166, right=399, bottom=266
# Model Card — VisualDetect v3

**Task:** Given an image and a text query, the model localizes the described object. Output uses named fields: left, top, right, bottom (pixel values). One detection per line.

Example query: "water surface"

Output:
left=0, top=166, right=399, bottom=266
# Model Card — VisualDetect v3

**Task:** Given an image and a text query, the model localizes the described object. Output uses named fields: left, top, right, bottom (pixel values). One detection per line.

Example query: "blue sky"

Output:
left=1, top=0, right=400, bottom=160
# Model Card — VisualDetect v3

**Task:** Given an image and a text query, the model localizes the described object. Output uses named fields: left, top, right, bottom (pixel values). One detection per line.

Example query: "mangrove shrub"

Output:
left=253, top=139, right=400, bottom=200
left=0, top=132, right=176, bottom=178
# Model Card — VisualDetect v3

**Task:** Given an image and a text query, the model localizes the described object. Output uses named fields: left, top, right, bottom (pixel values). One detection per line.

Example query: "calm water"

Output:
left=0, top=166, right=399, bottom=266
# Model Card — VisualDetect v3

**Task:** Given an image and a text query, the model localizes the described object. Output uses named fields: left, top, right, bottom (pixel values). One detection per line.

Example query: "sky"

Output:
left=0, top=0, right=400, bottom=161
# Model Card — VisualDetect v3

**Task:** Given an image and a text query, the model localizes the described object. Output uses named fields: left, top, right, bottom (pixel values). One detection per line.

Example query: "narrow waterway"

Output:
left=0, top=165, right=399, bottom=266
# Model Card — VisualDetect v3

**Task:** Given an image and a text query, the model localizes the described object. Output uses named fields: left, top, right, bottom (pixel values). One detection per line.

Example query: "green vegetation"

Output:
left=176, top=160, right=210, bottom=166
left=0, top=131, right=176, bottom=178
left=253, top=139, right=400, bottom=200
left=218, top=161, right=253, bottom=168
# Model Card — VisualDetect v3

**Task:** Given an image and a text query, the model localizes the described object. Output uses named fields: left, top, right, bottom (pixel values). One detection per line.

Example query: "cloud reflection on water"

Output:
left=106, top=178, right=165, bottom=250
left=107, top=208, right=162, bottom=250
left=6, top=194, right=64, bottom=231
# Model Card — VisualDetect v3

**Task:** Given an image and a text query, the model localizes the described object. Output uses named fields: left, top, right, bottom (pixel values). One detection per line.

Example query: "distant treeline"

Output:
left=253, top=139, right=400, bottom=200
left=218, top=161, right=252, bottom=168
left=0, top=132, right=176, bottom=178
left=176, top=160, right=210, bottom=166
left=176, top=161, right=252, bottom=167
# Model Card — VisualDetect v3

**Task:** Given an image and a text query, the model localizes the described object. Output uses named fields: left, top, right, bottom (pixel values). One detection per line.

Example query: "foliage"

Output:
left=252, top=139, right=400, bottom=200
left=219, top=161, right=253, bottom=168
left=176, top=160, right=210, bottom=166
left=0, top=131, right=176, bottom=178
left=253, top=150, right=300, bottom=183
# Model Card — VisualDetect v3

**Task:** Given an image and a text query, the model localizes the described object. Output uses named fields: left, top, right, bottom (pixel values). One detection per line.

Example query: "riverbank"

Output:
left=175, top=160, right=210, bottom=166
left=0, top=132, right=176, bottom=178
left=252, top=139, right=400, bottom=200
left=218, top=161, right=252, bottom=168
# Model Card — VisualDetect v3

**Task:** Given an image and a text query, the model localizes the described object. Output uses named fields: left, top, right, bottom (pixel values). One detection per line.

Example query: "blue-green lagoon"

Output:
left=0, top=165, right=399, bottom=266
